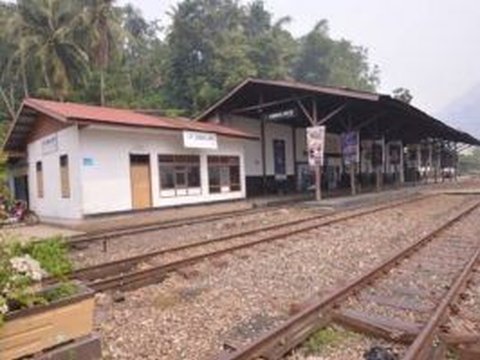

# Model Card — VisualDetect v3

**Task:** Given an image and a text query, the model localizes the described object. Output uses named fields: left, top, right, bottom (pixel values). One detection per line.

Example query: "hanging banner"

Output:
left=183, top=131, right=218, bottom=149
left=341, top=131, right=359, bottom=165
left=307, top=126, right=326, bottom=166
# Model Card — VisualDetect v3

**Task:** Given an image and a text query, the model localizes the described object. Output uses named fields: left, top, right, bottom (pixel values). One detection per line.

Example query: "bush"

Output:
left=0, top=236, right=75, bottom=326
left=19, top=238, right=72, bottom=278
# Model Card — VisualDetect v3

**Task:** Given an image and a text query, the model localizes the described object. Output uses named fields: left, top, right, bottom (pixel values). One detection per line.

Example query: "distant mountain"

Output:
left=439, top=83, right=480, bottom=139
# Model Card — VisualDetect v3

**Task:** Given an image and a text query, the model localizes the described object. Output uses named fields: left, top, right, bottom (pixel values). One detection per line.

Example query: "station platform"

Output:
left=11, top=177, right=479, bottom=240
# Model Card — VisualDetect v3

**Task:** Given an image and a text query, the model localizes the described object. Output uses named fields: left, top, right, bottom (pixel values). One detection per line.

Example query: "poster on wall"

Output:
left=341, top=131, right=359, bottom=165
left=306, top=126, right=326, bottom=166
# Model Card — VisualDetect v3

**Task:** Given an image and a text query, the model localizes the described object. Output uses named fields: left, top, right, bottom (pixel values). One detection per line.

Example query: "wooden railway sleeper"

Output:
left=213, top=200, right=480, bottom=360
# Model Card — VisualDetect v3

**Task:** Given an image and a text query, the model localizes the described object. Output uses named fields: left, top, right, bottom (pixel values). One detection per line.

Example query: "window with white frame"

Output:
left=158, top=155, right=201, bottom=197
left=207, top=156, right=241, bottom=194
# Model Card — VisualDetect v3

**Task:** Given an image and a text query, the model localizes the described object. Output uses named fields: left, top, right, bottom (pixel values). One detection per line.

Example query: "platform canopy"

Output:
left=195, top=78, right=480, bottom=146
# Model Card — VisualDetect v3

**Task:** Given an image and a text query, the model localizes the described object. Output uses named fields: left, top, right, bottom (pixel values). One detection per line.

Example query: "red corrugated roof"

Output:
left=23, top=98, right=257, bottom=139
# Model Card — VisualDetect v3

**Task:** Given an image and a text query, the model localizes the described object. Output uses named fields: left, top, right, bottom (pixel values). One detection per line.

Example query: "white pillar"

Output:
left=400, top=141, right=405, bottom=183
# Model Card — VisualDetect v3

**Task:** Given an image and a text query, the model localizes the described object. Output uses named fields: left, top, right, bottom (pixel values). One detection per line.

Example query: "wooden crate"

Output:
left=0, top=283, right=94, bottom=360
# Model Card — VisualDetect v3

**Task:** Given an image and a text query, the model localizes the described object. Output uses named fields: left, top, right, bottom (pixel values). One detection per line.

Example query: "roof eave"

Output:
left=74, top=118, right=259, bottom=141
left=193, top=78, right=382, bottom=121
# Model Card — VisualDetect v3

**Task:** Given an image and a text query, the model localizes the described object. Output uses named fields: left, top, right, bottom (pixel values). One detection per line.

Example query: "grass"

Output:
left=303, top=326, right=359, bottom=355
left=43, top=282, right=78, bottom=303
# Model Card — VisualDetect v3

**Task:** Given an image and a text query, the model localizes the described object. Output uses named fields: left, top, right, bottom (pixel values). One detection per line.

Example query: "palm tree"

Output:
left=10, top=0, right=90, bottom=101
left=80, top=0, right=126, bottom=105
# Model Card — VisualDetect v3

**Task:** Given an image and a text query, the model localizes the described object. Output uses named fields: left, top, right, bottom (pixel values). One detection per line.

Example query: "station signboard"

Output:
left=183, top=131, right=218, bottom=150
left=267, top=109, right=296, bottom=121
left=307, top=126, right=326, bottom=166
left=41, top=134, right=58, bottom=155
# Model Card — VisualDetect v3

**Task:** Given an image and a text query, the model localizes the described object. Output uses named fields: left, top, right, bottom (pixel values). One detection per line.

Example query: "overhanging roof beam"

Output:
left=457, top=144, right=473, bottom=152
left=231, top=95, right=310, bottom=115
left=296, top=99, right=315, bottom=126
left=353, top=111, right=387, bottom=132
left=317, top=103, right=348, bottom=126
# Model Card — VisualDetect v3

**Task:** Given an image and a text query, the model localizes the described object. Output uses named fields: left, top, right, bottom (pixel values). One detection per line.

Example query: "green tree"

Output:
left=459, top=147, right=480, bottom=174
left=164, top=0, right=248, bottom=112
left=327, top=40, right=379, bottom=91
left=392, top=87, right=413, bottom=103
left=243, top=1, right=296, bottom=80
left=292, top=20, right=332, bottom=85
left=292, top=20, right=379, bottom=91
left=80, top=0, right=126, bottom=105
left=9, top=0, right=89, bottom=100
left=0, top=0, right=382, bottom=118
left=0, top=2, right=32, bottom=118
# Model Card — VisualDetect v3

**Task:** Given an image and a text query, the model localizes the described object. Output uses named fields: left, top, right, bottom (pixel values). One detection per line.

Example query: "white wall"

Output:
left=221, top=116, right=263, bottom=176
left=79, top=126, right=248, bottom=215
left=222, top=115, right=295, bottom=176
left=28, top=126, right=82, bottom=219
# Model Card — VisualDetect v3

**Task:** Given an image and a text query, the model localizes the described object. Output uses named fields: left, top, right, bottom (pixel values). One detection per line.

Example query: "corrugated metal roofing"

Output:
left=194, top=78, right=480, bottom=146
left=24, top=98, right=256, bottom=138
left=3, top=98, right=257, bottom=151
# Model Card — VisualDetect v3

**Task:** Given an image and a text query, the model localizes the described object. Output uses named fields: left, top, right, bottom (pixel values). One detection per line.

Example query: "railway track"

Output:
left=68, top=203, right=295, bottom=248
left=72, top=193, right=433, bottom=293
left=213, top=197, right=480, bottom=360
left=440, top=259, right=480, bottom=359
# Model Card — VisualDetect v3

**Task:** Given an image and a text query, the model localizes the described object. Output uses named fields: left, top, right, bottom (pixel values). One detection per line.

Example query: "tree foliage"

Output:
left=0, top=0, right=380, bottom=119
left=392, top=87, right=413, bottom=104
left=459, top=147, right=480, bottom=174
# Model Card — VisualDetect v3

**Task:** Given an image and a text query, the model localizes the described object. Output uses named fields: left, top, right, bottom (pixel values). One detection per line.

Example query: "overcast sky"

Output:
left=118, top=0, right=480, bottom=117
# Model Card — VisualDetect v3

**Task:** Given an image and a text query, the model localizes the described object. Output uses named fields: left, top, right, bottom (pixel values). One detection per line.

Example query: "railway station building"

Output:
left=195, top=78, right=480, bottom=196
left=3, top=98, right=256, bottom=219
left=3, top=78, right=479, bottom=220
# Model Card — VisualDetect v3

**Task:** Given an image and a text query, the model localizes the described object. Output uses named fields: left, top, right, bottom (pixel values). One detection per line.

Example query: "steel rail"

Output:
left=402, top=246, right=480, bottom=360
left=68, top=205, right=287, bottom=246
left=72, top=195, right=431, bottom=280
left=212, top=199, right=480, bottom=360
left=76, top=194, right=432, bottom=287
left=69, top=192, right=432, bottom=247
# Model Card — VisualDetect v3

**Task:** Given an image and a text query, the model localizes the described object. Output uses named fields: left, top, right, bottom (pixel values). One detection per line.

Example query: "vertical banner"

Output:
left=341, top=131, right=360, bottom=165
left=307, top=126, right=326, bottom=166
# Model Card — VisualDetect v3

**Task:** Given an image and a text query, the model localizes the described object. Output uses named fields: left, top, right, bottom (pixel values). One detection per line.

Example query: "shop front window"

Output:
left=158, top=155, right=201, bottom=196
left=208, top=156, right=241, bottom=194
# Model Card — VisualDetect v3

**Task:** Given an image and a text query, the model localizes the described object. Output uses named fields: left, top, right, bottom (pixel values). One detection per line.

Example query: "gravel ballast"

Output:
left=94, top=194, right=478, bottom=360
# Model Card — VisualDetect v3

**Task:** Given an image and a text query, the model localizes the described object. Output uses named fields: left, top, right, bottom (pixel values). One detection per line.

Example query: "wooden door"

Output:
left=130, top=154, right=152, bottom=209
